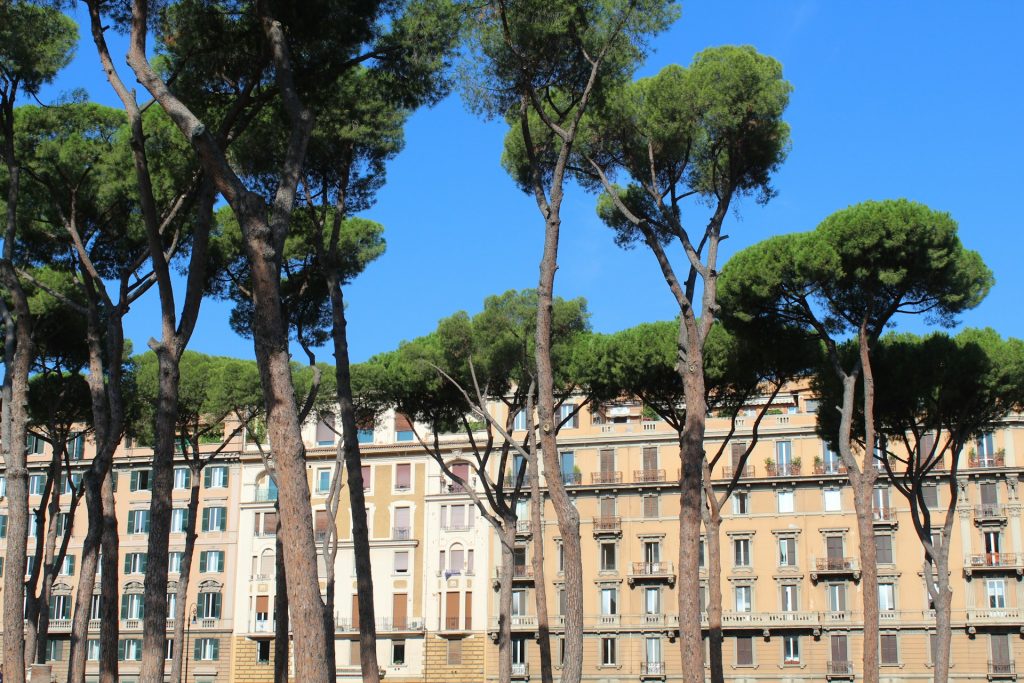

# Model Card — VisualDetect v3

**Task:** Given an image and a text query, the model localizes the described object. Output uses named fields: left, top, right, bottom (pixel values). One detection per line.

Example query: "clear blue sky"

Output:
left=37, top=1, right=1024, bottom=363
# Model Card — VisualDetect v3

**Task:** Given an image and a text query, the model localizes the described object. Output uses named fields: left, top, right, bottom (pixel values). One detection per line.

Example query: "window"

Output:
left=513, top=410, right=527, bottom=431
left=876, top=534, right=894, bottom=564
left=170, top=508, right=188, bottom=533
left=922, top=484, right=939, bottom=509
left=126, top=510, right=150, bottom=535
left=395, top=464, right=411, bottom=491
left=873, top=486, right=891, bottom=517
left=827, top=584, right=847, bottom=612
left=778, top=490, right=795, bottom=513
left=167, top=593, right=177, bottom=619
left=392, top=640, right=406, bottom=666
left=824, top=488, right=842, bottom=511
left=90, top=595, right=102, bottom=620
left=194, top=638, right=220, bottom=661
left=805, top=399, right=819, bottom=413
left=735, top=585, right=752, bottom=613
left=256, top=640, right=271, bottom=664
left=130, top=469, right=151, bottom=492
left=315, top=413, right=335, bottom=445
left=173, top=467, right=191, bottom=490
left=49, top=594, right=71, bottom=619
left=119, top=638, right=143, bottom=661
left=600, top=542, right=617, bottom=571
left=733, top=492, right=750, bottom=515
left=199, top=591, right=222, bottom=619
left=199, top=551, right=225, bottom=573
left=60, top=473, right=81, bottom=494
left=644, top=587, right=661, bottom=615
left=447, top=639, right=462, bottom=665
left=878, top=584, right=896, bottom=611
left=780, top=584, right=798, bottom=612
left=511, top=589, right=527, bottom=617
left=168, top=552, right=183, bottom=574
left=558, top=402, right=579, bottom=428
left=733, top=538, right=751, bottom=567
left=559, top=451, right=575, bottom=484
left=56, top=512, right=71, bottom=536
left=87, top=640, right=100, bottom=661
left=315, top=468, right=331, bottom=494
left=977, top=432, right=996, bottom=457
left=736, top=636, right=754, bottom=666
left=394, top=551, right=409, bottom=575
left=987, top=579, right=1006, bottom=609
left=46, top=639, right=63, bottom=662
left=201, top=507, right=227, bottom=532
left=357, top=428, right=374, bottom=443
left=880, top=634, right=899, bottom=665
left=778, top=537, right=797, bottom=567
left=775, top=441, right=793, bottom=472
left=557, top=542, right=564, bottom=573
left=204, top=466, right=228, bottom=489
left=783, top=635, right=800, bottom=664
left=0, top=515, right=6, bottom=539
left=643, top=494, right=659, bottom=518
left=121, top=593, right=144, bottom=620
left=600, top=588, right=618, bottom=615
left=601, top=637, right=616, bottom=666
left=27, top=434, right=45, bottom=454
left=699, top=538, right=705, bottom=568
left=823, top=444, right=841, bottom=473
left=59, top=555, right=75, bottom=576
left=124, top=553, right=147, bottom=574
left=29, top=474, right=44, bottom=496
left=361, top=465, right=371, bottom=490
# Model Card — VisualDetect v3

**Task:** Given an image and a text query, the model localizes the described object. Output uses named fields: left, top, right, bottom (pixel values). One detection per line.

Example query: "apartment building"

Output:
left=1, top=394, right=1021, bottom=682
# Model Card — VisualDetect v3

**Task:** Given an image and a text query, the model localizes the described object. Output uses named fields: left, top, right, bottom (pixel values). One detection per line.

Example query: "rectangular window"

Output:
left=600, top=588, right=618, bottom=615
left=173, top=467, right=191, bottom=490
left=87, top=640, right=100, bottom=661
left=643, top=494, right=659, bottom=518
left=201, top=507, right=227, bottom=532
left=735, top=585, right=752, bottom=613
left=257, top=640, right=271, bottom=664
left=733, top=492, right=750, bottom=515
left=783, top=635, right=800, bottom=664
left=130, top=469, right=151, bottom=492
left=779, top=538, right=797, bottom=567
left=601, top=637, right=616, bottom=666
left=987, top=579, right=1006, bottom=609
left=0, top=515, right=7, bottom=539
left=204, top=466, right=228, bottom=489
left=513, top=410, right=527, bottom=431
left=876, top=534, right=893, bottom=564
left=201, top=550, right=225, bottom=573
left=827, top=584, right=847, bottom=612
left=394, top=551, right=409, bottom=575
left=316, top=468, right=331, bottom=494
left=922, top=484, right=939, bottom=509
left=194, top=638, right=220, bottom=661
left=121, top=593, right=144, bottom=620
left=777, top=490, right=795, bottom=513
left=168, top=552, right=183, bottom=574
left=733, top=538, right=751, bottom=567
left=645, top=587, right=661, bottom=615
left=126, top=509, right=151, bottom=535
left=775, top=441, right=793, bottom=470
left=198, top=592, right=222, bottom=619
left=395, top=464, right=412, bottom=490
left=736, top=636, right=754, bottom=666
left=600, top=542, right=617, bottom=571
left=123, top=553, right=147, bottom=574
left=315, top=413, right=335, bottom=445
left=49, top=595, right=71, bottom=620
left=119, top=638, right=143, bottom=661
left=824, top=488, right=842, bottom=511
left=46, top=639, right=63, bottom=662
left=90, top=595, right=102, bottom=620
left=878, top=584, right=896, bottom=611
left=29, top=474, right=45, bottom=496
left=171, top=508, right=188, bottom=533
left=558, top=402, right=579, bottom=428
left=780, top=584, right=798, bottom=612
left=361, top=465, right=371, bottom=490
left=392, top=640, right=406, bottom=666
left=59, top=555, right=75, bottom=576
left=880, top=634, right=899, bottom=665
left=447, top=639, right=462, bottom=665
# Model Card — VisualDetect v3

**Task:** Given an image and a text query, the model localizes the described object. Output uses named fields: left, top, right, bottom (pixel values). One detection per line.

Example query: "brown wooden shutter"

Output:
left=392, top=593, right=407, bottom=630
left=351, top=595, right=359, bottom=629
left=600, top=449, right=615, bottom=473
left=918, top=432, right=936, bottom=457
left=880, top=634, right=898, bottom=665
left=981, top=482, right=998, bottom=506
left=445, top=591, right=459, bottom=628
left=731, top=442, right=746, bottom=468
left=464, top=592, right=472, bottom=630
left=255, top=595, right=269, bottom=613
left=643, top=495, right=658, bottom=518
left=395, top=464, right=411, bottom=488
left=315, top=510, right=329, bottom=533
left=315, top=414, right=335, bottom=443
left=826, top=536, right=844, bottom=561
left=600, top=497, right=615, bottom=518
left=361, top=465, right=371, bottom=489
left=264, top=511, right=277, bottom=534
left=875, top=535, right=893, bottom=564
left=736, top=637, right=752, bottom=665
left=831, top=634, right=847, bottom=661
left=643, top=447, right=658, bottom=470
left=992, top=634, right=1010, bottom=665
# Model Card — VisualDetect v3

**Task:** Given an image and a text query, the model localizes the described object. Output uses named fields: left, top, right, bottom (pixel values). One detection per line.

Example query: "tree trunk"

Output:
left=25, top=467, right=57, bottom=669
left=99, top=468, right=120, bottom=683
left=527, top=448, right=553, bottom=683
left=932, top=551, right=952, bottom=683
left=497, top=526, right=515, bottom=683
left=678, top=359, right=707, bottom=681
left=168, top=475, right=201, bottom=683
left=274, top=513, right=290, bottom=683
left=328, top=276, right=379, bottom=682
left=705, top=503, right=724, bottom=683
left=533, top=214, right=583, bottom=683
left=67, top=472, right=102, bottom=683
left=855, top=330, right=879, bottom=683
left=140, top=350, right=181, bottom=683
left=32, top=476, right=62, bottom=665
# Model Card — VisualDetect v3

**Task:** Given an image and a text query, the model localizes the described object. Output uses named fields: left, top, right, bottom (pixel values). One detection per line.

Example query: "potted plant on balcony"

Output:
left=813, top=455, right=823, bottom=474
left=792, top=457, right=802, bottom=475
left=765, top=458, right=776, bottom=476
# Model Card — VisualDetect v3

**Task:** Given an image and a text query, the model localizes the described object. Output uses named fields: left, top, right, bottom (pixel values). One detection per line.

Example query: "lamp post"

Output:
left=183, top=603, right=197, bottom=683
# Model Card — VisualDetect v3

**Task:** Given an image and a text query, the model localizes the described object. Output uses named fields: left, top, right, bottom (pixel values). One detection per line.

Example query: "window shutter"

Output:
left=111, top=472, right=118, bottom=493
left=67, top=556, right=75, bottom=576
left=194, top=639, right=202, bottom=660
left=222, top=468, right=229, bottom=488
left=256, top=595, right=269, bottom=612
left=731, top=442, right=746, bottom=468
left=143, top=512, right=151, bottom=533
left=880, top=634, right=898, bottom=664
left=126, top=510, right=135, bottom=533
left=395, top=464, right=411, bottom=489
left=316, top=415, right=335, bottom=443
left=203, top=468, right=211, bottom=489
left=643, top=446, right=658, bottom=471
left=212, top=639, right=219, bottom=660
left=121, top=596, right=128, bottom=619
left=131, top=471, right=139, bottom=491
left=141, top=554, right=148, bottom=572
left=124, top=556, right=131, bottom=575
left=217, top=552, right=224, bottom=572
left=118, top=640, right=126, bottom=661
left=214, top=593, right=222, bottom=618
left=736, top=636, right=753, bottom=665
left=202, top=508, right=210, bottom=532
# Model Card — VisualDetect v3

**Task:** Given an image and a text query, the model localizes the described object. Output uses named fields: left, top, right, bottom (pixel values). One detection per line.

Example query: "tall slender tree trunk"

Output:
left=168, top=475, right=201, bottom=683
left=25, top=467, right=56, bottom=669
left=527, top=447, right=553, bottom=683
left=33, top=478, right=61, bottom=665
left=328, top=276, right=379, bottom=682
left=497, top=527, right=516, bottom=683
left=274, top=507, right=290, bottom=683
left=68, top=472, right=102, bottom=683
left=704, top=503, right=724, bottom=683
left=855, top=331, right=879, bottom=683
left=140, top=350, right=182, bottom=682
left=931, top=551, right=952, bottom=683
left=100, top=469, right=120, bottom=683
left=534, top=213, right=583, bottom=683
left=678, top=358, right=707, bottom=681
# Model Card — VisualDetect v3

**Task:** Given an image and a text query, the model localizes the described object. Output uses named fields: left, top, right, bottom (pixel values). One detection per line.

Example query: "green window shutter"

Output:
left=143, top=512, right=151, bottom=533
left=140, top=554, right=148, bottom=573
left=118, top=640, right=125, bottom=661
left=211, top=639, right=219, bottom=660
left=130, top=471, right=139, bottom=491
left=194, top=639, right=202, bottom=660
left=218, top=552, right=224, bottom=572
left=222, top=468, right=229, bottom=488
left=201, top=508, right=209, bottom=532
left=126, top=510, right=135, bottom=534
left=124, top=556, right=131, bottom=575
left=199, top=551, right=207, bottom=572
left=184, top=469, right=192, bottom=488
left=203, top=468, right=211, bottom=489
left=120, top=596, right=128, bottom=619
left=67, top=556, right=75, bottom=576
left=214, top=593, right=222, bottom=618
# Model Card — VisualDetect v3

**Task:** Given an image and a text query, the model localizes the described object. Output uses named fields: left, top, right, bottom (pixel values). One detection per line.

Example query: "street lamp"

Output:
left=183, top=603, right=197, bottom=683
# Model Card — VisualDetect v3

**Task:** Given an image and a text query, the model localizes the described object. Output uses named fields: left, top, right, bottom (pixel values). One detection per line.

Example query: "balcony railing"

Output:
left=815, top=557, right=858, bottom=572
left=444, top=616, right=461, bottom=630
left=511, top=663, right=529, bottom=678
left=989, top=661, right=1015, bottom=677
left=641, top=662, right=666, bottom=675
left=495, top=565, right=535, bottom=580
left=336, top=617, right=424, bottom=632
left=440, top=478, right=476, bottom=494
left=968, top=608, right=1023, bottom=624
left=975, top=504, right=1006, bottom=520
left=592, top=517, right=622, bottom=534
left=814, top=462, right=847, bottom=475
left=968, top=552, right=1020, bottom=568
left=634, top=469, right=666, bottom=483
left=970, top=453, right=1005, bottom=468
left=872, top=507, right=895, bottom=522
left=629, top=561, right=675, bottom=582
left=721, top=465, right=755, bottom=479
left=253, top=487, right=278, bottom=502
left=766, top=462, right=801, bottom=476
left=515, top=519, right=532, bottom=534
left=827, top=660, right=853, bottom=676
left=442, top=522, right=473, bottom=532
left=591, top=471, right=622, bottom=485
left=391, top=526, right=411, bottom=540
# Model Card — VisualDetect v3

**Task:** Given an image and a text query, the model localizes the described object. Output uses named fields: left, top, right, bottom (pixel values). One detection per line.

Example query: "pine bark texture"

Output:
left=527, top=445, right=554, bottom=683
left=705, top=505, right=724, bottom=683
left=168, top=476, right=201, bottom=683
left=677, top=368, right=707, bottom=682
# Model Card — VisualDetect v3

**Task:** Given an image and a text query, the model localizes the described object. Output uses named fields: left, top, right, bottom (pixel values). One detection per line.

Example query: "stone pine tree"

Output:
left=356, top=290, right=590, bottom=683
left=719, top=199, right=993, bottom=683
left=576, top=47, right=792, bottom=678
left=816, top=329, right=1024, bottom=683
left=0, top=6, right=76, bottom=683
left=466, top=4, right=677, bottom=677
left=579, top=320, right=815, bottom=679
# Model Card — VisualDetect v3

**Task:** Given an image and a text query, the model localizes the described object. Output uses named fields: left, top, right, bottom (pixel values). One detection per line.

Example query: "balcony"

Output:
left=515, top=519, right=532, bottom=536
left=989, top=661, right=1016, bottom=679
left=494, top=565, right=535, bottom=584
left=634, top=469, right=666, bottom=484
left=975, top=504, right=1007, bottom=523
left=766, top=462, right=801, bottom=477
left=488, top=615, right=538, bottom=631
left=720, top=611, right=818, bottom=629
left=814, top=463, right=847, bottom=475
left=810, top=557, right=860, bottom=583
left=721, top=465, right=755, bottom=480
left=590, top=471, right=623, bottom=485
left=970, top=453, right=1005, bottom=468
left=122, top=619, right=142, bottom=630
left=592, top=517, right=622, bottom=536
left=251, top=618, right=275, bottom=633
left=965, top=553, right=1023, bottom=577
left=872, top=507, right=897, bottom=525
left=48, top=618, right=72, bottom=632
left=968, top=608, right=1023, bottom=627
left=440, top=478, right=476, bottom=495
left=335, top=617, right=424, bottom=633
left=641, top=661, right=666, bottom=678
left=561, top=472, right=582, bottom=486
left=511, top=663, right=529, bottom=679
left=628, top=561, right=676, bottom=587
left=391, top=526, right=411, bottom=541
left=442, top=522, right=473, bottom=533
left=253, top=487, right=278, bottom=503
left=827, top=660, right=853, bottom=679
